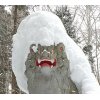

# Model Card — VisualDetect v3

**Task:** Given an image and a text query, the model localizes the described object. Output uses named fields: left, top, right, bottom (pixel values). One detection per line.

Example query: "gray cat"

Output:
left=25, top=43, right=78, bottom=94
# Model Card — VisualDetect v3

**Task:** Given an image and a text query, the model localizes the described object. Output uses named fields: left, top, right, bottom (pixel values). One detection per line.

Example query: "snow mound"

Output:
left=12, top=11, right=100, bottom=94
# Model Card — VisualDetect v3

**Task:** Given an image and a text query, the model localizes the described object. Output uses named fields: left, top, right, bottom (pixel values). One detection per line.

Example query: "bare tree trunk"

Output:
left=86, top=6, right=92, bottom=44
left=95, top=22, right=100, bottom=83
left=86, top=5, right=94, bottom=73
left=11, top=5, right=21, bottom=94
left=12, top=5, right=18, bottom=35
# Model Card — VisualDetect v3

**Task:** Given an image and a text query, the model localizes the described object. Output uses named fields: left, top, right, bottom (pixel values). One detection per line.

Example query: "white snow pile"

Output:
left=12, top=11, right=100, bottom=94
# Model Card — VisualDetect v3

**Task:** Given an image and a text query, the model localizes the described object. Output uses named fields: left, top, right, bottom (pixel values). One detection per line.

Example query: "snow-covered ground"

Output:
left=12, top=11, right=100, bottom=94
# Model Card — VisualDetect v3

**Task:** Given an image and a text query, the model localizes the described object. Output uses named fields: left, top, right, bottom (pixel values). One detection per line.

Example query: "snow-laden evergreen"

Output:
left=12, top=11, right=100, bottom=94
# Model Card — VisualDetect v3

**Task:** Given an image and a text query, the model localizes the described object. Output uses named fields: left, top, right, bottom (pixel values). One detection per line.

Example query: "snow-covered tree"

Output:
left=54, top=6, right=76, bottom=41
left=11, top=5, right=29, bottom=35
left=0, top=5, right=12, bottom=94
left=0, top=5, right=29, bottom=94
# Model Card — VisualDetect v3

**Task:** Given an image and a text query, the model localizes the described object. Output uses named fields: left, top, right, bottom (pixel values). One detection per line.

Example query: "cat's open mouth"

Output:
left=36, top=59, right=56, bottom=68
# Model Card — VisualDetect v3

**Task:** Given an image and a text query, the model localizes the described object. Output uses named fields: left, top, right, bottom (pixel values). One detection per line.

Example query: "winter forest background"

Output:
left=0, top=5, right=100, bottom=94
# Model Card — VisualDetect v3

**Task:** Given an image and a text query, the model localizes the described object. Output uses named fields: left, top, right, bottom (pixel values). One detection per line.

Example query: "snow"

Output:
left=12, top=11, right=100, bottom=94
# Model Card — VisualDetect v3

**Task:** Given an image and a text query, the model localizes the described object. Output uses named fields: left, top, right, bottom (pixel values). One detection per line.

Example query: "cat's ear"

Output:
left=57, top=43, right=65, bottom=52
left=30, top=44, right=36, bottom=53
